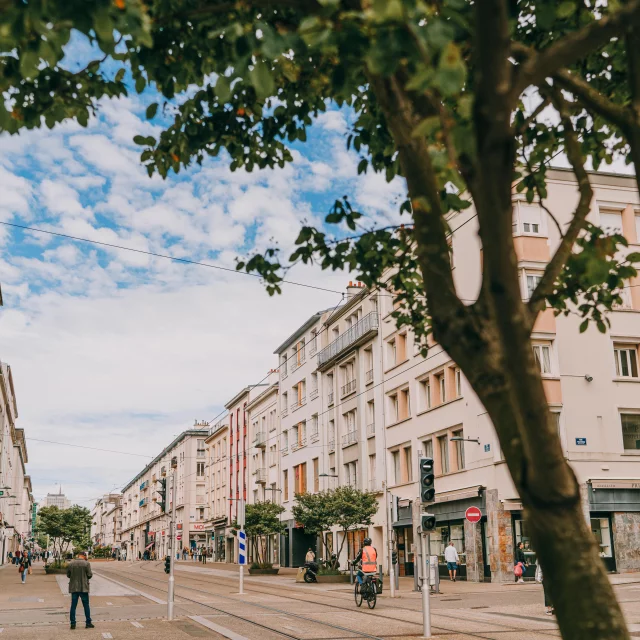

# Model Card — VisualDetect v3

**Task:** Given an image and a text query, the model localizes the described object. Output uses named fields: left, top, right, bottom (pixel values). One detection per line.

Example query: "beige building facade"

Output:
left=203, top=416, right=229, bottom=561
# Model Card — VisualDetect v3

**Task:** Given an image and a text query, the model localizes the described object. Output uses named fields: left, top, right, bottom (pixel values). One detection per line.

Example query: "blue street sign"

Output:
left=575, top=437, right=587, bottom=446
left=238, top=530, right=247, bottom=565
left=484, top=444, right=491, bottom=452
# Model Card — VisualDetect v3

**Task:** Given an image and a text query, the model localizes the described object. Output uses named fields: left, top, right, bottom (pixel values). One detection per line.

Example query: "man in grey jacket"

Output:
left=67, top=551, right=94, bottom=630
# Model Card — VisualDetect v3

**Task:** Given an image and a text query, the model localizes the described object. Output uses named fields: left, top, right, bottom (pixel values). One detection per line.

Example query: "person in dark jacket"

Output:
left=67, top=551, right=94, bottom=630
left=515, top=542, right=527, bottom=584
left=19, top=551, right=30, bottom=584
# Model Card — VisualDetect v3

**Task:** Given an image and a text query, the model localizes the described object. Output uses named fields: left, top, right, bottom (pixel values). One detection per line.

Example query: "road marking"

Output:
left=94, top=572, right=166, bottom=604
left=189, top=616, right=250, bottom=640
left=37, top=599, right=44, bottom=603
left=106, top=602, right=113, bottom=606
left=130, top=621, right=144, bottom=628
left=102, top=634, right=113, bottom=639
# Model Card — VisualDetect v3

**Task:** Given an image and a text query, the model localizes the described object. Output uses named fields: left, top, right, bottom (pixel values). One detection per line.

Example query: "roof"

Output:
left=273, top=307, right=337, bottom=354
left=121, top=429, right=206, bottom=492
left=246, top=382, right=278, bottom=412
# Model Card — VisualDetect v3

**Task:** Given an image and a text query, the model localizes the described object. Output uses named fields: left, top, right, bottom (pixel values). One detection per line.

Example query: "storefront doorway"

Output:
left=590, top=513, right=616, bottom=572
left=395, top=527, right=414, bottom=576
left=431, top=521, right=466, bottom=579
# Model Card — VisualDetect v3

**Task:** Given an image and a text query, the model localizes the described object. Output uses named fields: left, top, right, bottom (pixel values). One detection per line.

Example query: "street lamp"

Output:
left=450, top=436, right=481, bottom=444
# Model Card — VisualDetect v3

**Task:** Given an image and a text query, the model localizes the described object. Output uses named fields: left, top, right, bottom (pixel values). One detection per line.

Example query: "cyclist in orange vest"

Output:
left=352, top=537, right=378, bottom=584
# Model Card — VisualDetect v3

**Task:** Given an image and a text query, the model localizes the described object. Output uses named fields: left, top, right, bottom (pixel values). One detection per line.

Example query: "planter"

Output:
left=317, top=574, right=351, bottom=583
left=248, top=568, right=279, bottom=575
left=45, top=565, right=69, bottom=575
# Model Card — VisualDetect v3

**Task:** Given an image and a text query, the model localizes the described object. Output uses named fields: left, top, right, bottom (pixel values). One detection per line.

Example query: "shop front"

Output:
left=392, top=499, right=415, bottom=577
left=190, top=522, right=207, bottom=550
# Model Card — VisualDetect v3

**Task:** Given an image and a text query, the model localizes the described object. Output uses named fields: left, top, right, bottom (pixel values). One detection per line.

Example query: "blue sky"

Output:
left=0, top=58, right=406, bottom=507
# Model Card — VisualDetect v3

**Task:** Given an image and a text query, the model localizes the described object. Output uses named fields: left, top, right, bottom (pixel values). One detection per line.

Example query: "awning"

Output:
left=145, top=542, right=154, bottom=550
left=392, top=518, right=413, bottom=529
left=434, top=485, right=482, bottom=503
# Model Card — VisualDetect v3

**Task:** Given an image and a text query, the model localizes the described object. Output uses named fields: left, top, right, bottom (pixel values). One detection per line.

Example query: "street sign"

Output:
left=576, top=437, right=587, bottom=446
left=465, top=506, right=482, bottom=523
left=238, top=530, right=247, bottom=565
left=0, top=490, right=4, bottom=497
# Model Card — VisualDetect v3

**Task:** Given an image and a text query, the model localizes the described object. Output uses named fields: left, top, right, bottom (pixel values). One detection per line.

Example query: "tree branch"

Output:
left=528, top=89, right=593, bottom=319
left=511, top=0, right=640, bottom=99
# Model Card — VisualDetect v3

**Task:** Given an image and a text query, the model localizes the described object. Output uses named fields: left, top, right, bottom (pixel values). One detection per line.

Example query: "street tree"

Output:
left=293, top=487, right=377, bottom=563
left=244, top=500, right=285, bottom=566
left=37, top=505, right=92, bottom=565
left=2, top=1, right=640, bottom=637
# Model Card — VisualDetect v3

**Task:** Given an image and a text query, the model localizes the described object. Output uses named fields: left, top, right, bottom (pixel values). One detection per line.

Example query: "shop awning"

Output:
left=392, top=518, right=413, bottom=529
left=145, top=542, right=154, bottom=550
left=435, top=485, right=482, bottom=503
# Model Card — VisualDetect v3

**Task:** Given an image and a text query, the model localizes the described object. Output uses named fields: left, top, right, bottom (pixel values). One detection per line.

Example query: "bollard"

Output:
left=395, top=563, right=399, bottom=590
left=349, top=563, right=354, bottom=585
left=378, top=564, right=383, bottom=594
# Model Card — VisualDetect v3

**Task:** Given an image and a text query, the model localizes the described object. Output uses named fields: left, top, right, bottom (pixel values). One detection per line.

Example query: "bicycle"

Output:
left=354, top=572, right=377, bottom=609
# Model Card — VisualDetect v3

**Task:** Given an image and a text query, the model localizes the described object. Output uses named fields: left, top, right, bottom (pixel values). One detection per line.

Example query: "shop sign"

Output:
left=575, top=437, right=587, bottom=446
left=591, top=479, right=640, bottom=490
left=484, top=444, right=491, bottom=452
left=192, top=523, right=205, bottom=531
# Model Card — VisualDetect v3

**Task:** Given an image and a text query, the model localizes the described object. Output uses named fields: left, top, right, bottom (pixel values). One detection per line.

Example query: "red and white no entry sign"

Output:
left=465, top=506, right=482, bottom=523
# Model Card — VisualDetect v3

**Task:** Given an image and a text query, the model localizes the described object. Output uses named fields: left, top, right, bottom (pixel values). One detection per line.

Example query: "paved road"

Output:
left=1, top=561, right=639, bottom=639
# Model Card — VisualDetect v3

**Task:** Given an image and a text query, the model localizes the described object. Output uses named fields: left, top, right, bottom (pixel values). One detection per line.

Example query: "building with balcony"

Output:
left=90, top=493, right=122, bottom=554
left=0, top=360, right=34, bottom=562
left=204, top=416, right=229, bottom=561
left=381, top=168, right=640, bottom=582
left=120, top=427, right=208, bottom=560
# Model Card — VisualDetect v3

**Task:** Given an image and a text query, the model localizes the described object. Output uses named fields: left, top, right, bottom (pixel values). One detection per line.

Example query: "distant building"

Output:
left=42, top=487, right=70, bottom=510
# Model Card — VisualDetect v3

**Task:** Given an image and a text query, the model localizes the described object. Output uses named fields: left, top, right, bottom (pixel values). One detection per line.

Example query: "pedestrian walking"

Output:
left=189, top=547, right=194, bottom=562
left=535, top=563, right=554, bottom=615
left=67, top=551, right=94, bottom=630
left=515, top=542, right=527, bottom=583
left=7, top=551, right=13, bottom=564
left=444, top=541, right=459, bottom=582
left=305, top=548, right=316, bottom=563
left=18, top=551, right=30, bottom=584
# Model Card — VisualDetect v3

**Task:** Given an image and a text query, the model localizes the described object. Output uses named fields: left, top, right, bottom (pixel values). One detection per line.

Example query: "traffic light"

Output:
left=156, top=478, right=167, bottom=513
left=164, top=555, right=171, bottom=574
left=392, top=550, right=398, bottom=565
left=419, top=457, right=435, bottom=503
left=421, top=513, right=437, bottom=532
left=130, top=533, right=134, bottom=542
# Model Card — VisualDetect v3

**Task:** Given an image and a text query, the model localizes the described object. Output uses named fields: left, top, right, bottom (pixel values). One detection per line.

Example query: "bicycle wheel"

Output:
left=367, top=587, right=377, bottom=609
left=354, top=582, right=363, bottom=607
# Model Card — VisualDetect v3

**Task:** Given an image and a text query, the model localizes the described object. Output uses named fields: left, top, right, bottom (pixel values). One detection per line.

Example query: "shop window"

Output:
left=621, top=413, right=640, bottom=450
left=514, top=518, right=537, bottom=567
left=591, top=517, right=613, bottom=558
left=614, top=344, right=639, bottom=378
left=431, top=522, right=465, bottom=566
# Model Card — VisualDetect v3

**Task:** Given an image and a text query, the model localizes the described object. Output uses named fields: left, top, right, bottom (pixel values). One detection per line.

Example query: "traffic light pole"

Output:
left=420, top=532, right=431, bottom=638
left=167, top=466, right=177, bottom=621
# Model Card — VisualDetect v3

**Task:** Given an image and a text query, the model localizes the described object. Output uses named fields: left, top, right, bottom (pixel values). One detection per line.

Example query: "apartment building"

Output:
left=90, top=493, right=122, bottom=553
left=314, top=285, right=389, bottom=567
left=246, top=372, right=280, bottom=564
left=225, top=385, right=267, bottom=562
left=120, top=428, right=208, bottom=560
left=382, top=167, right=640, bottom=582
left=0, top=361, right=34, bottom=562
left=203, top=415, right=229, bottom=561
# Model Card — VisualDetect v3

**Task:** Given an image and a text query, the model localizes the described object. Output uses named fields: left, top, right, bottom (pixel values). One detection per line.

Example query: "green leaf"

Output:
left=557, top=2, right=577, bottom=19
left=115, top=68, right=126, bottom=83
left=579, top=319, right=589, bottom=333
left=19, top=50, right=40, bottom=79
left=249, top=60, right=275, bottom=100
left=135, top=75, right=146, bottom=93
left=146, top=102, right=158, bottom=119
left=215, top=75, right=231, bottom=103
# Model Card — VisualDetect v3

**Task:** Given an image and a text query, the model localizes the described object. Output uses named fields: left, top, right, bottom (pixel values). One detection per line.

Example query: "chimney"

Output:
left=346, top=281, right=361, bottom=299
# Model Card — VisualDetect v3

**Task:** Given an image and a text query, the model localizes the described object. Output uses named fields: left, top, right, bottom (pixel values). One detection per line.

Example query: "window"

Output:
left=197, top=439, right=205, bottom=457
left=599, top=208, right=623, bottom=234
left=283, top=430, right=289, bottom=451
left=452, top=429, right=465, bottom=470
left=283, top=469, right=289, bottom=501
left=311, top=372, right=318, bottom=392
left=419, top=378, right=431, bottom=411
left=388, top=393, right=399, bottom=423
left=403, top=446, right=413, bottom=482
left=392, top=451, right=401, bottom=484
left=438, top=373, right=446, bottom=404
left=614, top=344, right=639, bottom=378
left=525, top=272, right=542, bottom=299
left=294, top=462, right=307, bottom=493
left=532, top=343, right=552, bottom=375
left=422, top=439, right=433, bottom=459
left=196, top=462, right=205, bottom=477
left=344, top=461, right=358, bottom=487
left=388, top=339, right=397, bottom=366
left=269, top=445, right=277, bottom=467
left=621, top=413, right=640, bottom=450
left=455, top=368, right=462, bottom=397
left=635, top=212, right=640, bottom=242
left=513, top=201, right=543, bottom=235
left=438, top=435, right=450, bottom=474
left=313, top=458, right=319, bottom=492
left=399, top=388, right=410, bottom=420
left=368, top=454, right=376, bottom=490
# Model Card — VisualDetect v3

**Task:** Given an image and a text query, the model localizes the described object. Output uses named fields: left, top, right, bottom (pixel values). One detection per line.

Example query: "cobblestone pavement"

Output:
left=1, top=561, right=639, bottom=639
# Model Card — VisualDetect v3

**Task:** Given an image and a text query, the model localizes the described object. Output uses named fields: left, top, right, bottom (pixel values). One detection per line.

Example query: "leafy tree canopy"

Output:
left=37, top=505, right=92, bottom=563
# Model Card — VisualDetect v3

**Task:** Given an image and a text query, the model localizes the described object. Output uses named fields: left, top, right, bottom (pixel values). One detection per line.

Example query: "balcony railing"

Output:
left=256, top=468, right=267, bottom=484
left=281, top=406, right=289, bottom=418
left=254, top=431, right=267, bottom=448
left=368, top=479, right=381, bottom=493
left=367, top=422, right=375, bottom=438
left=309, top=340, right=317, bottom=356
left=281, top=363, right=288, bottom=377
left=328, top=439, right=335, bottom=453
left=309, top=388, right=318, bottom=400
left=328, top=392, right=334, bottom=406
left=282, top=445, right=289, bottom=456
left=310, top=425, right=319, bottom=441
left=291, top=396, right=306, bottom=412
left=366, top=369, right=374, bottom=383
left=138, top=498, right=148, bottom=507
left=291, top=437, right=306, bottom=452
left=341, top=379, right=357, bottom=397
left=318, top=311, right=379, bottom=368
left=139, top=481, right=148, bottom=491
left=341, top=431, right=358, bottom=447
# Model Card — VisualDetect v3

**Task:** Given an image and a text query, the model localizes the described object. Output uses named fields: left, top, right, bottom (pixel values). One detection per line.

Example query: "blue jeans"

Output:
left=21, top=568, right=27, bottom=583
left=70, top=592, right=91, bottom=625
